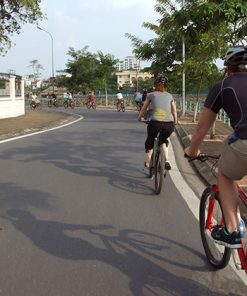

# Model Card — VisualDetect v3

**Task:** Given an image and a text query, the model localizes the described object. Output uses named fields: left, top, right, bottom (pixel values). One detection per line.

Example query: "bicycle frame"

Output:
left=207, top=183, right=247, bottom=272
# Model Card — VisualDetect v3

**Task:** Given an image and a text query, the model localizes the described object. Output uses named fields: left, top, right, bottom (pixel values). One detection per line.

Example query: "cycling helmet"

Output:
left=154, top=74, right=168, bottom=85
left=224, top=46, right=247, bottom=66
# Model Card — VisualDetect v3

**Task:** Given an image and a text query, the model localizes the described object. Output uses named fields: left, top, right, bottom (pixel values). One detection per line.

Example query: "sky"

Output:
left=0, top=0, right=159, bottom=79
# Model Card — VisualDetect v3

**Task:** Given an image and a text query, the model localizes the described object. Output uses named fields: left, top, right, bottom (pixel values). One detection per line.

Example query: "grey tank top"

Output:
left=147, top=91, right=174, bottom=122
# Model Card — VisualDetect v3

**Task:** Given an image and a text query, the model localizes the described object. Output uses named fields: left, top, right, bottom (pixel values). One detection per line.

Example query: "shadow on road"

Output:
left=3, top=207, right=238, bottom=296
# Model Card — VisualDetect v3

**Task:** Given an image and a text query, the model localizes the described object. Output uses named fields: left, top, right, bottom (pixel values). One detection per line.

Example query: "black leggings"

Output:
left=145, top=121, right=174, bottom=152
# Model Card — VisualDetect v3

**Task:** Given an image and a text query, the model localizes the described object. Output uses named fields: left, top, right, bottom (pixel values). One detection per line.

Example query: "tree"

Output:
left=61, top=47, right=118, bottom=94
left=28, top=59, right=44, bottom=79
left=0, top=0, right=44, bottom=55
left=126, top=0, right=247, bottom=96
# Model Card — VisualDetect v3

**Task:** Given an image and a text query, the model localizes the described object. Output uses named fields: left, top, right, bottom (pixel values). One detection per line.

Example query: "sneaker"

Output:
left=165, top=161, right=171, bottom=170
left=211, top=226, right=242, bottom=249
left=142, top=162, right=150, bottom=176
left=142, top=166, right=150, bottom=175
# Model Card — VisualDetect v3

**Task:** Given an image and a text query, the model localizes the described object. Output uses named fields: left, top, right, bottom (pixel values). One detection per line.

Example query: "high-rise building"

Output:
left=116, top=56, right=140, bottom=71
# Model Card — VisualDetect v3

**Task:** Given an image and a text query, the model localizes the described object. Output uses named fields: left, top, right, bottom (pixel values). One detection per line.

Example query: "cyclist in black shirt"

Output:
left=185, top=46, right=247, bottom=248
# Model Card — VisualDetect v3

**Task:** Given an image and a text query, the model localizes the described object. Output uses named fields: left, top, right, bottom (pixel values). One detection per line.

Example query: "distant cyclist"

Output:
left=138, top=74, right=177, bottom=173
left=88, top=91, right=94, bottom=107
left=133, top=90, right=142, bottom=110
left=184, top=46, right=247, bottom=248
left=116, top=90, right=124, bottom=110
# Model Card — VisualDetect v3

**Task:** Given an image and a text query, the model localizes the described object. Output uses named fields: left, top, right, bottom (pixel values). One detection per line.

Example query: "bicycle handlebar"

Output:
left=139, top=118, right=150, bottom=124
left=184, top=153, right=220, bottom=162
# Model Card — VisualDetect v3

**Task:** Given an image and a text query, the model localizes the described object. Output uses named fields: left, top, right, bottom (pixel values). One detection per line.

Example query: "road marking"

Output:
left=0, top=115, right=83, bottom=144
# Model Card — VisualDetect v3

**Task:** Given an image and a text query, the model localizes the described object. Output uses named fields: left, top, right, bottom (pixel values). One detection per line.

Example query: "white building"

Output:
left=116, top=70, right=153, bottom=88
left=116, top=56, right=140, bottom=71
left=0, top=73, right=25, bottom=119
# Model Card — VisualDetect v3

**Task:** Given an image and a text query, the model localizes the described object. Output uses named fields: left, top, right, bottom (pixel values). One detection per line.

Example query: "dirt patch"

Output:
left=0, top=109, right=76, bottom=140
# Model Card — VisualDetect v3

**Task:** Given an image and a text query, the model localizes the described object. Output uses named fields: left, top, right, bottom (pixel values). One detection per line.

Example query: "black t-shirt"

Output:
left=204, top=72, right=247, bottom=139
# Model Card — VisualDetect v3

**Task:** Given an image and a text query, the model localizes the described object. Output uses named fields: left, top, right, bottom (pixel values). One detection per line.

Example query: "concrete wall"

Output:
left=0, top=75, right=25, bottom=119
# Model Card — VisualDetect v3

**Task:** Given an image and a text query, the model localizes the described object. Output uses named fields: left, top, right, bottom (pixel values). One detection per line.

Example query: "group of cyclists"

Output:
left=29, top=45, right=247, bottom=250
left=138, top=45, right=247, bottom=249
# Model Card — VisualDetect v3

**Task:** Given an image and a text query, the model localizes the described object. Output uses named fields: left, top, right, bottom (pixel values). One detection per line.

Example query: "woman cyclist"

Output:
left=138, top=75, right=177, bottom=173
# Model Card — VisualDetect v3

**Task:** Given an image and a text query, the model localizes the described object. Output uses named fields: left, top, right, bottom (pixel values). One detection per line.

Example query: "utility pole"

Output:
left=182, top=0, right=186, bottom=116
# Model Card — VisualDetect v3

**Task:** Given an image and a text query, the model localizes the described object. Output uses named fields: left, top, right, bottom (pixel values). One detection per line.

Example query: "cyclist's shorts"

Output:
left=145, top=121, right=174, bottom=152
left=219, top=137, right=247, bottom=180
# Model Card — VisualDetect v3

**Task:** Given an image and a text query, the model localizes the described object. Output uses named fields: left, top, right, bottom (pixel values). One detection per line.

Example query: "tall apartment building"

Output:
left=116, top=56, right=140, bottom=71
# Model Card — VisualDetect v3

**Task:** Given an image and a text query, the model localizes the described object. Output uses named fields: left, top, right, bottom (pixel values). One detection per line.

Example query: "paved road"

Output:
left=0, top=109, right=246, bottom=296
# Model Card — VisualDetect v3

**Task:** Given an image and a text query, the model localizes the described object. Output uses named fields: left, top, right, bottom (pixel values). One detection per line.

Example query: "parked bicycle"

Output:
left=186, top=153, right=247, bottom=273
left=63, top=98, right=75, bottom=109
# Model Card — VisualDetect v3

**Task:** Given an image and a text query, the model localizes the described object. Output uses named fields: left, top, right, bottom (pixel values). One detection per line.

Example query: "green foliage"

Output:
left=61, top=47, right=118, bottom=94
left=126, top=0, right=247, bottom=94
left=0, top=0, right=44, bottom=55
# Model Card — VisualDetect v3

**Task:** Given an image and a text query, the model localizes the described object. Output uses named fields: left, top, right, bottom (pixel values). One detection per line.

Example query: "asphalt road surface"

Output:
left=0, top=109, right=246, bottom=296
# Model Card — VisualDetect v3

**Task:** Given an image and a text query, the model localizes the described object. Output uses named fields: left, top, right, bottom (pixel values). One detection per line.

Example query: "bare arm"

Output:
left=171, top=101, right=178, bottom=124
left=184, top=107, right=217, bottom=156
left=138, top=99, right=150, bottom=121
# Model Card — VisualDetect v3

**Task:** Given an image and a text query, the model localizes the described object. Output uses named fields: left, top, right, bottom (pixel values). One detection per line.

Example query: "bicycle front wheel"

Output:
left=154, top=150, right=164, bottom=195
left=199, top=187, right=231, bottom=269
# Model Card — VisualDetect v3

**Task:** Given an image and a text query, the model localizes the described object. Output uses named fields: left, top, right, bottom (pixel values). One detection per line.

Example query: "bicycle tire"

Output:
left=48, top=100, right=52, bottom=107
left=37, top=103, right=42, bottom=109
left=148, top=154, right=154, bottom=178
left=199, top=187, right=231, bottom=269
left=54, top=101, right=59, bottom=107
left=70, top=102, right=75, bottom=109
left=63, top=101, right=68, bottom=109
left=154, top=150, right=164, bottom=194
left=30, top=103, right=35, bottom=109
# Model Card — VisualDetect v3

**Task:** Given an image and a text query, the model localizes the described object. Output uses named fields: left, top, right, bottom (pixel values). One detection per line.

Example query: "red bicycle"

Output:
left=187, top=154, right=247, bottom=272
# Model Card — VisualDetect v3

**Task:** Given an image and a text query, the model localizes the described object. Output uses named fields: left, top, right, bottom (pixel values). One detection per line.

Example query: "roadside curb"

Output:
left=175, top=124, right=217, bottom=186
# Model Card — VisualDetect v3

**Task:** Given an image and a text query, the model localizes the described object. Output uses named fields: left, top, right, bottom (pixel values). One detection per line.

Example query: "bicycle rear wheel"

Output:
left=199, top=187, right=231, bottom=269
left=154, top=150, right=164, bottom=195
left=48, top=100, right=52, bottom=107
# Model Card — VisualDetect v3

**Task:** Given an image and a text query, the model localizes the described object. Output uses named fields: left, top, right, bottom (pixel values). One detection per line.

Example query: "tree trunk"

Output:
left=192, top=77, right=202, bottom=123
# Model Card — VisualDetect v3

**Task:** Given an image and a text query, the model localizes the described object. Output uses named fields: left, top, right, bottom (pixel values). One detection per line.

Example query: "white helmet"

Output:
left=224, top=46, right=247, bottom=66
